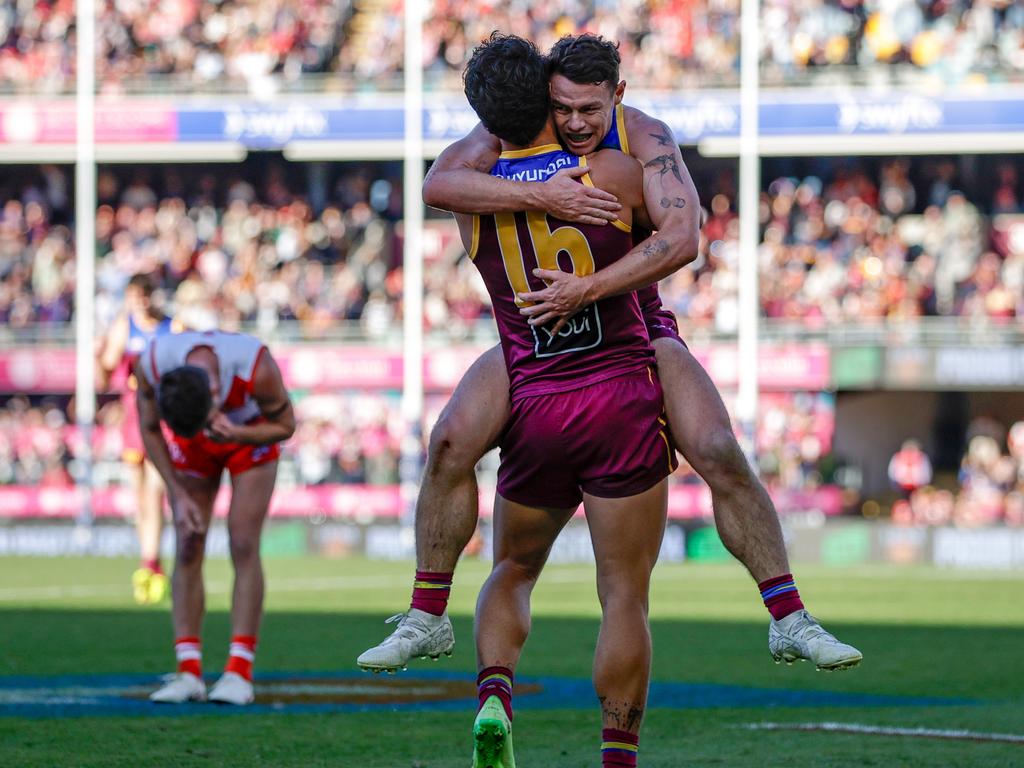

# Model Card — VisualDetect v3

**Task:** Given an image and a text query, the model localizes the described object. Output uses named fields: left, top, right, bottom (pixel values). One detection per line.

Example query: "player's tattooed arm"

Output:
left=524, top=111, right=699, bottom=323
left=423, top=123, right=621, bottom=224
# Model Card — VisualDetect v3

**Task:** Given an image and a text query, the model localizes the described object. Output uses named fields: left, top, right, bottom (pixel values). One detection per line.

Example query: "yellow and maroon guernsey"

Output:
left=470, top=144, right=654, bottom=400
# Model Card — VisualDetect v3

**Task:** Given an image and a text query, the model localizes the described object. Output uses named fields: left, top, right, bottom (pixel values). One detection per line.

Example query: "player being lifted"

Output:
left=359, top=34, right=861, bottom=675
left=135, top=330, right=294, bottom=705
left=451, top=33, right=675, bottom=768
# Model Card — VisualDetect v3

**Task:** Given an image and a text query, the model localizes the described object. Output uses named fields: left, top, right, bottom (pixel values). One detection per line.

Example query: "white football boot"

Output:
left=357, top=609, right=455, bottom=673
left=208, top=671, right=255, bottom=705
left=769, top=610, right=863, bottom=671
left=149, top=672, right=207, bottom=703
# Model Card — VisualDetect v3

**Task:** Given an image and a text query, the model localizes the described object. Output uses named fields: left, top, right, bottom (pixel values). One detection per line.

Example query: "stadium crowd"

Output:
left=2, top=0, right=1023, bottom=94
left=3, top=158, right=1022, bottom=337
left=661, top=158, right=1024, bottom=333
left=4, top=393, right=1022, bottom=526
left=891, top=420, right=1024, bottom=527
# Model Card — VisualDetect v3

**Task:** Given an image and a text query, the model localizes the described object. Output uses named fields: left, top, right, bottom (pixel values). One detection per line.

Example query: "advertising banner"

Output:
left=0, top=344, right=831, bottom=393
left=2, top=88, right=1023, bottom=147
left=0, top=483, right=844, bottom=520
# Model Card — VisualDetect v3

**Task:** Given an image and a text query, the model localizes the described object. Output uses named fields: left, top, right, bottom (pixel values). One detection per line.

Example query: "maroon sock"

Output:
left=758, top=573, right=804, bottom=621
left=410, top=570, right=453, bottom=616
left=602, top=728, right=639, bottom=767
left=144, top=558, right=163, bottom=575
left=477, top=666, right=514, bottom=721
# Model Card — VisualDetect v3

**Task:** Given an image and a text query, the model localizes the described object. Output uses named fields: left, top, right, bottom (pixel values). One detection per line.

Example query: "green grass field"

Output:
left=0, top=555, right=1022, bottom=767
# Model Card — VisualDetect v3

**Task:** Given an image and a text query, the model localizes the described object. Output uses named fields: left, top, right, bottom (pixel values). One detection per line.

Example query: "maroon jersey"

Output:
left=471, top=146, right=654, bottom=400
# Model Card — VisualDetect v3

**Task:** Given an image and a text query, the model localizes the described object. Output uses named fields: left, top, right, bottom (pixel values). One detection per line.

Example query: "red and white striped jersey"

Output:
left=139, top=331, right=267, bottom=425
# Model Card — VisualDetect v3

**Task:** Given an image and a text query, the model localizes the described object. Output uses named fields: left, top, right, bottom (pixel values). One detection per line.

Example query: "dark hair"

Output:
left=547, top=34, right=621, bottom=89
left=127, top=272, right=156, bottom=297
left=158, top=366, right=212, bottom=438
left=463, top=32, right=550, bottom=147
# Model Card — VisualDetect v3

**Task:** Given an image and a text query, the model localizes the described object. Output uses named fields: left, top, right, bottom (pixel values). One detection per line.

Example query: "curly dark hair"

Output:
left=158, top=365, right=212, bottom=438
left=463, top=32, right=550, bottom=147
left=547, top=34, right=621, bottom=89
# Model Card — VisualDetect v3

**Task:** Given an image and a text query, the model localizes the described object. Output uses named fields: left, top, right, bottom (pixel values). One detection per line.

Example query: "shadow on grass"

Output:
left=1, top=610, right=1021, bottom=703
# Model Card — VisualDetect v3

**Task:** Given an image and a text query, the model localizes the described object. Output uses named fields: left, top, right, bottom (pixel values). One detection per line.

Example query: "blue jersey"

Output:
left=598, top=103, right=630, bottom=154
left=126, top=314, right=173, bottom=366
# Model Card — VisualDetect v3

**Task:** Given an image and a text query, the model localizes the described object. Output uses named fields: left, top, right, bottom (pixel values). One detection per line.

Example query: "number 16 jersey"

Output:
left=470, top=144, right=655, bottom=401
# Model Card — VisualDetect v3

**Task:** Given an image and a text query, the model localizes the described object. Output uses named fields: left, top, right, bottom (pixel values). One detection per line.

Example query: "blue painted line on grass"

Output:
left=0, top=670, right=975, bottom=718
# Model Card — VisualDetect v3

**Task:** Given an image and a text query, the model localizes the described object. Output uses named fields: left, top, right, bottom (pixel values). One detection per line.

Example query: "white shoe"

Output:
left=357, top=609, right=455, bottom=673
left=149, top=672, right=206, bottom=703
left=208, top=672, right=255, bottom=705
left=769, top=609, right=863, bottom=671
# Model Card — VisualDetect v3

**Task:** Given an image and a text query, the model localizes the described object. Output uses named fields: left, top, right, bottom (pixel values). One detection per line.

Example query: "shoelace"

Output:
left=382, top=612, right=429, bottom=642
left=791, top=613, right=837, bottom=643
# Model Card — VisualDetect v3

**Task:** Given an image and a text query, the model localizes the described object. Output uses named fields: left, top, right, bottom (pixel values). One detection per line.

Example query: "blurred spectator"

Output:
left=888, top=439, right=933, bottom=497
left=901, top=421, right=1024, bottom=527
left=3, top=1, right=1024, bottom=93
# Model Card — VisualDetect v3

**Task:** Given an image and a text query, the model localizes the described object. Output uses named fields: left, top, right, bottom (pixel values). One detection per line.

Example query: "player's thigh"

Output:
left=652, top=337, right=733, bottom=458
left=430, top=344, right=510, bottom=459
left=492, top=493, right=575, bottom=574
left=584, top=480, right=668, bottom=587
left=227, top=460, right=278, bottom=537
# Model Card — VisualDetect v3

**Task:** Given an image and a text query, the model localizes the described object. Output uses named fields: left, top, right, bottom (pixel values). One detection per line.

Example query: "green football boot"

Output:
left=472, top=695, right=515, bottom=768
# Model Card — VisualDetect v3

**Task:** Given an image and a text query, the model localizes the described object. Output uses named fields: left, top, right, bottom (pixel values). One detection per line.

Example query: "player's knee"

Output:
left=597, top=575, right=650, bottom=613
left=228, top=533, right=260, bottom=564
left=494, top=554, right=545, bottom=584
left=425, top=417, right=481, bottom=481
left=690, top=426, right=750, bottom=483
left=175, top=531, right=206, bottom=567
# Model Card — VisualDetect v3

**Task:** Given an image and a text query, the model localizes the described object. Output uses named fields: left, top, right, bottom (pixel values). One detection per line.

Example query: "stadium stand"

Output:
left=2, top=158, right=1021, bottom=337
left=2, top=1, right=1023, bottom=94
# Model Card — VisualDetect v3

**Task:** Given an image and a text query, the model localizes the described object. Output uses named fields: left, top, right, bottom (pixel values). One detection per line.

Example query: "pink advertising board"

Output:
left=0, top=101, right=177, bottom=144
left=0, top=344, right=830, bottom=393
left=0, top=483, right=843, bottom=520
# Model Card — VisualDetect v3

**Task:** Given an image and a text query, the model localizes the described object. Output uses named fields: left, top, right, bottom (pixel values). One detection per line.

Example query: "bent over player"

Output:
left=359, top=33, right=861, bottom=676
left=455, top=34, right=673, bottom=768
left=135, top=330, right=295, bottom=705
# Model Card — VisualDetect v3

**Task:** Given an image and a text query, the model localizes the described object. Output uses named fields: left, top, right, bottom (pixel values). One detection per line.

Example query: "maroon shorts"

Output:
left=497, top=367, right=678, bottom=509
left=165, top=426, right=280, bottom=479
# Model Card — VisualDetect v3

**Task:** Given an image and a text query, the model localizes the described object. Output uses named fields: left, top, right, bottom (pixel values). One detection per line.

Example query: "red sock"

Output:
left=758, top=573, right=805, bottom=621
left=225, top=635, right=257, bottom=681
left=174, top=636, right=202, bottom=678
left=410, top=570, right=453, bottom=616
left=602, top=728, right=639, bottom=767
left=477, top=666, right=514, bottom=721
left=144, top=558, right=163, bottom=575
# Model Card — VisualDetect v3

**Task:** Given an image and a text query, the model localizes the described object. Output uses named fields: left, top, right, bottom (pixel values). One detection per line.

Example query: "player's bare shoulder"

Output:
left=585, top=149, right=644, bottom=211
left=621, top=106, right=676, bottom=156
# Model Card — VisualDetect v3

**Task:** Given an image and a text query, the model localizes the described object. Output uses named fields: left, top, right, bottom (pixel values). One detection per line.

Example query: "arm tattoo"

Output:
left=660, top=197, right=687, bottom=209
left=641, top=239, right=670, bottom=259
left=644, top=153, right=686, bottom=189
left=649, top=130, right=674, bottom=148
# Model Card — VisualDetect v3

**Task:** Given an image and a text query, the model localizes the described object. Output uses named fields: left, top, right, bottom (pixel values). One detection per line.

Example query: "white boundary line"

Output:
left=745, top=722, right=1024, bottom=745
